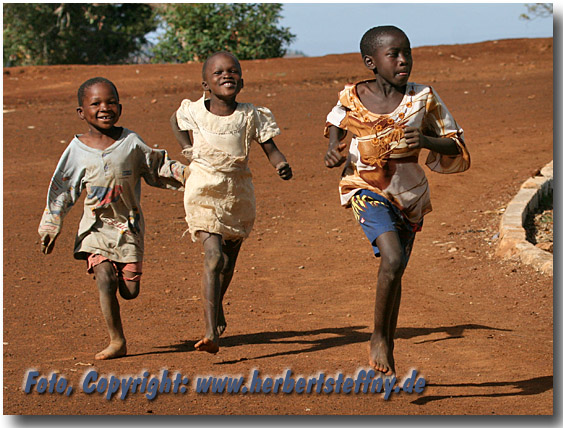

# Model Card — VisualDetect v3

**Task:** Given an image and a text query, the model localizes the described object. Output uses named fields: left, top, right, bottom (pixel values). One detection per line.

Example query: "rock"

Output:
left=536, top=242, right=553, bottom=252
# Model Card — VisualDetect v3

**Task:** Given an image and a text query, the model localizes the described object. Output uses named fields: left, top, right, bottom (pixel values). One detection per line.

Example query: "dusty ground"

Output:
left=3, top=38, right=553, bottom=415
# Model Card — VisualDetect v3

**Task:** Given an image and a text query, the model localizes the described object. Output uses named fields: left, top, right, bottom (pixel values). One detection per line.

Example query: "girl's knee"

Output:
left=204, top=248, right=224, bottom=273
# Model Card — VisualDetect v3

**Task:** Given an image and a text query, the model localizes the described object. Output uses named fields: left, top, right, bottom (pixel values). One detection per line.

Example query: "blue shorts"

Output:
left=351, top=189, right=422, bottom=263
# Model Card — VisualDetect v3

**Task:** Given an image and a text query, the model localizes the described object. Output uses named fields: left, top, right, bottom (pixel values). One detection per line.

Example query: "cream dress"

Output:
left=176, top=97, right=280, bottom=242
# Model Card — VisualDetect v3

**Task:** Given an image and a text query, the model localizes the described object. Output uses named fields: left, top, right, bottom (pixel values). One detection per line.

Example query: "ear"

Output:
left=76, top=106, right=85, bottom=120
left=202, top=80, right=210, bottom=92
left=240, top=78, right=244, bottom=90
left=363, top=55, right=377, bottom=72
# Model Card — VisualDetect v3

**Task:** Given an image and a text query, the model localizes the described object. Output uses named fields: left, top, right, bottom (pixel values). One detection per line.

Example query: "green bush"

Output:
left=3, top=4, right=157, bottom=66
left=151, top=3, right=295, bottom=63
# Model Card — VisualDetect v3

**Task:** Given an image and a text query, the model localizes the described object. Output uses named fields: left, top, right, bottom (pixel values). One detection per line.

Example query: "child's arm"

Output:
left=137, top=134, right=188, bottom=189
left=411, top=88, right=470, bottom=173
left=260, top=139, right=293, bottom=180
left=403, top=127, right=460, bottom=155
left=38, top=146, right=85, bottom=254
left=324, top=125, right=347, bottom=168
left=170, top=113, right=193, bottom=162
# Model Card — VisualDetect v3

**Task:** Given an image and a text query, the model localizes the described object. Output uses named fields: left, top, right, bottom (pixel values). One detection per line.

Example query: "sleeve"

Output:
left=253, top=106, right=281, bottom=143
left=423, top=88, right=470, bottom=174
left=138, top=138, right=187, bottom=190
left=176, top=99, right=196, bottom=132
left=323, top=101, right=348, bottom=138
left=38, top=144, right=85, bottom=238
left=174, top=99, right=195, bottom=163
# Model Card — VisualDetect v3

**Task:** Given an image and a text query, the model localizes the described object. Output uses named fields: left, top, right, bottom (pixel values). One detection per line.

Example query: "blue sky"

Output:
left=279, top=2, right=554, bottom=56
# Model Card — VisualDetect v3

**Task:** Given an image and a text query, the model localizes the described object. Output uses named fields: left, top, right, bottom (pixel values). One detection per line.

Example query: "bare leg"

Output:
left=216, top=239, right=242, bottom=336
left=386, top=280, right=402, bottom=374
left=369, top=231, right=406, bottom=375
left=93, top=262, right=127, bottom=360
left=194, top=232, right=224, bottom=354
left=117, top=271, right=141, bottom=300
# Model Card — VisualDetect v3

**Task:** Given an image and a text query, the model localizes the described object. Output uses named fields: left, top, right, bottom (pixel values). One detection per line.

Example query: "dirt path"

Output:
left=3, top=38, right=553, bottom=415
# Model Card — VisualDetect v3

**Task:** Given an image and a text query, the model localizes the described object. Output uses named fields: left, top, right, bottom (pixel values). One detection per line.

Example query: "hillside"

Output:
left=3, top=38, right=553, bottom=415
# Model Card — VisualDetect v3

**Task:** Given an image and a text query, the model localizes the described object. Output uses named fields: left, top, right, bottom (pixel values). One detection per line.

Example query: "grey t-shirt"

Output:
left=38, top=128, right=186, bottom=262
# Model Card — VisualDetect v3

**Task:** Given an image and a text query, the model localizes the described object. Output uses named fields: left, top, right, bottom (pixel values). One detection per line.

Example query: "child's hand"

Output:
left=403, top=126, right=427, bottom=149
left=39, top=232, right=57, bottom=255
left=324, top=143, right=347, bottom=168
left=276, top=162, right=293, bottom=180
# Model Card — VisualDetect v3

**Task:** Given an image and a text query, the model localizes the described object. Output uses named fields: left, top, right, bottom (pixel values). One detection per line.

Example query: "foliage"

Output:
left=520, top=3, right=553, bottom=20
left=151, top=3, right=295, bottom=63
left=3, top=3, right=157, bottom=66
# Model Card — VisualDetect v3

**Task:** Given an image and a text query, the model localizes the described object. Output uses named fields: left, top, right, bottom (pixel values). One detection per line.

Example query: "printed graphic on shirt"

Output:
left=87, top=185, right=123, bottom=208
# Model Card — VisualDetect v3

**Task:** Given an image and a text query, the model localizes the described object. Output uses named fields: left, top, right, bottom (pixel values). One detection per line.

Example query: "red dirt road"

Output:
left=3, top=38, right=553, bottom=415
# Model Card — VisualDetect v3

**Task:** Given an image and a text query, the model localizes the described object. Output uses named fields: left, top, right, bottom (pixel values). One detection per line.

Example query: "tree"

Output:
left=520, top=3, right=553, bottom=20
left=3, top=4, right=157, bottom=66
left=151, top=3, right=295, bottom=63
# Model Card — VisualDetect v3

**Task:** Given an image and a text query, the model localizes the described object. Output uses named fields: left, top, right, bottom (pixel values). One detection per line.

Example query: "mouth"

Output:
left=98, top=115, right=114, bottom=121
left=221, top=81, right=236, bottom=88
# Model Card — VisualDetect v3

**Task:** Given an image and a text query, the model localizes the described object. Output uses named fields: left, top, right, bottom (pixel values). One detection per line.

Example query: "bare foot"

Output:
left=195, top=337, right=219, bottom=354
left=216, top=306, right=227, bottom=337
left=95, top=341, right=127, bottom=360
left=368, top=334, right=394, bottom=376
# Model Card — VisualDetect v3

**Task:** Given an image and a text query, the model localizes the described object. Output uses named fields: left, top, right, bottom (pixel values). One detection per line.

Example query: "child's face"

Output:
left=77, top=82, right=121, bottom=131
left=364, top=31, right=412, bottom=87
left=202, top=53, right=244, bottom=100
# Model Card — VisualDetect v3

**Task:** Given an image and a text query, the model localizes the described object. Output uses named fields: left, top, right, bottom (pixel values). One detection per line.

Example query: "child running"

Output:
left=324, top=26, right=470, bottom=375
left=170, top=51, right=293, bottom=354
left=38, top=77, right=187, bottom=360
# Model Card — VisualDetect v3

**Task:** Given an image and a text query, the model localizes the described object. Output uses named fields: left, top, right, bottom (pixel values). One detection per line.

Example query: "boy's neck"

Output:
left=372, top=76, right=406, bottom=97
left=80, top=126, right=123, bottom=149
left=358, top=77, right=407, bottom=115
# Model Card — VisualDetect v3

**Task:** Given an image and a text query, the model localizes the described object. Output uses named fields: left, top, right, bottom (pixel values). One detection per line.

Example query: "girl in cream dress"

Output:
left=171, top=51, right=292, bottom=354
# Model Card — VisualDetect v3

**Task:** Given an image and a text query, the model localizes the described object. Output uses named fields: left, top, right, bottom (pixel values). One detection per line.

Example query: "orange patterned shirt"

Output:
left=325, top=80, right=470, bottom=223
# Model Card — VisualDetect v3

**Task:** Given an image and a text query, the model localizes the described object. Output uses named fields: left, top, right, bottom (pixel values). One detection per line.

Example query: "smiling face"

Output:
left=77, top=82, right=121, bottom=132
left=201, top=52, right=244, bottom=102
left=364, top=30, right=413, bottom=87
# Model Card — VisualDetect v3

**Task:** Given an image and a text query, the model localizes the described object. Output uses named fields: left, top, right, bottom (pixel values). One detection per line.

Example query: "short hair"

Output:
left=77, top=77, right=119, bottom=106
left=360, top=26, right=409, bottom=57
left=201, top=51, right=242, bottom=79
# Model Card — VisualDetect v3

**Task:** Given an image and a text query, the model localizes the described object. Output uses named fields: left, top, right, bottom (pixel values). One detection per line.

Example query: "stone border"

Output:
left=496, top=161, right=553, bottom=276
